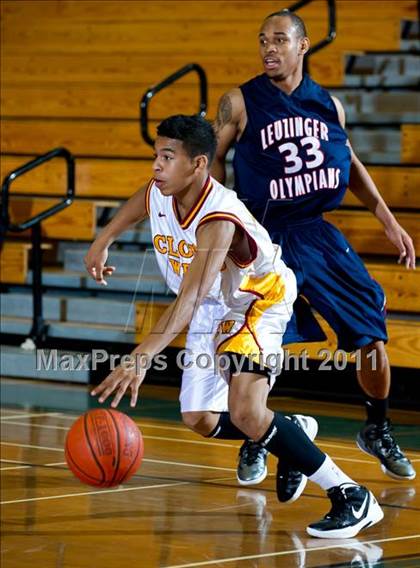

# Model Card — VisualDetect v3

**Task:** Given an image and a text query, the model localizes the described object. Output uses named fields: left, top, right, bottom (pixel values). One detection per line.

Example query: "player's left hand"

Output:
left=91, top=359, right=147, bottom=408
left=385, top=223, right=416, bottom=269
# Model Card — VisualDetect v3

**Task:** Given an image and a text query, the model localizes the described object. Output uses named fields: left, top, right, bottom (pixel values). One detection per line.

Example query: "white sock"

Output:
left=309, top=455, right=355, bottom=491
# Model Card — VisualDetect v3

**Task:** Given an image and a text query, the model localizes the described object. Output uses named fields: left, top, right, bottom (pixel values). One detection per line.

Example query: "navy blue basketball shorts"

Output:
left=272, top=217, right=388, bottom=352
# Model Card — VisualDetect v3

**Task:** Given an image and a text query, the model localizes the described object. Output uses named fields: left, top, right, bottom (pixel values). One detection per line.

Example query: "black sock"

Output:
left=207, top=412, right=247, bottom=440
left=365, top=396, right=388, bottom=425
left=257, top=412, right=325, bottom=476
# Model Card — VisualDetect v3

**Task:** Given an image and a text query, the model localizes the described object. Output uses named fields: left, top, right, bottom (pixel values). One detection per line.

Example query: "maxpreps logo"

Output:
left=153, top=235, right=196, bottom=276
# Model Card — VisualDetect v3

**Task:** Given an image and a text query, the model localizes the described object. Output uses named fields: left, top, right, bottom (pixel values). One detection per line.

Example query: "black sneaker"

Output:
left=307, top=483, right=384, bottom=539
left=237, top=441, right=268, bottom=485
left=357, top=420, right=416, bottom=480
left=277, top=414, right=318, bottom=503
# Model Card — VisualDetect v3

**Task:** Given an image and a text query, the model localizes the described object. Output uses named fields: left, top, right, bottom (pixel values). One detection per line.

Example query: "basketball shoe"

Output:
left=306, top=483, right=384, bottom=539
left=357, top=419, right=416, bottom=480
left=277, top=414, right=319, bottom=503
left=237, top=441, right=268, bottom=485
left=236, top=414, right=318, bottom=487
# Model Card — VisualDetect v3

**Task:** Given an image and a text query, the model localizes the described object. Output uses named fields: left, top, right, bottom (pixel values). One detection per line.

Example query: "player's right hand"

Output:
left=84, top=244, right=116, bottom=285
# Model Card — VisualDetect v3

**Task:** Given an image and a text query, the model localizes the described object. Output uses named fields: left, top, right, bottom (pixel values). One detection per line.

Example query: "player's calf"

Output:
left=181, top=411, right=219, bottom=437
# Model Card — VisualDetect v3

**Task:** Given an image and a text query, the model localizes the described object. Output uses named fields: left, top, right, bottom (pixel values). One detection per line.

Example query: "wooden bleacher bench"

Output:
left=7, top=197, right=96, bottom=240
left=343, top=166, right=420, bottom=209
left=364, top=261, right=420, bottom=313
left=0, top=156, right=152, bottom=199
left=402, top=125, right=420, bottom=164
left=2, top=118, right=153, bottom=158
left=0, top=15, right=402, bottom=54
left=1, top=51, right=343, bottom=87
left=324, top=210, right=420, bottom=255
left=1, top=83, right=222, bottom=120
left=0, top=241, right=51, bottom=284
left=287, top=314, right=420, bottom=369
left=0, top=242, right=30, bottom=284
left=136, top=300, right=186, bottom=349
left=2, top=0, right=416, bottom=22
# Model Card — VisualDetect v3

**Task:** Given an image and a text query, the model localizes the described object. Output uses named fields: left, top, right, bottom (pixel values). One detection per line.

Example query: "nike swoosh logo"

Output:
left=352, top=493, right=369, bottom=519
left=158, top=213, right=166, bottom=217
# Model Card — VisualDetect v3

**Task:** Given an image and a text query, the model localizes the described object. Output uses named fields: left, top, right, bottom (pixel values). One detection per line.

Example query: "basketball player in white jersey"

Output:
left=86, top=115, right=383, bottom=538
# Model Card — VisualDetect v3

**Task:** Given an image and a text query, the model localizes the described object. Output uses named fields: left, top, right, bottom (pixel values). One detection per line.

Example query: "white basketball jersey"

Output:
left=146, top=176, right=290, bottom=310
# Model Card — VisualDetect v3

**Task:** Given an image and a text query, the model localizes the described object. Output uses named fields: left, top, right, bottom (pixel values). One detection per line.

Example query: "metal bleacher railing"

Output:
left=1, top=147, right=75, bottom=346
left=140, top=62, right=208, bottom=147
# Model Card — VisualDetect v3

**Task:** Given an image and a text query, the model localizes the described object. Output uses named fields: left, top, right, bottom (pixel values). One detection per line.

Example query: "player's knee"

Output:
left=181, top=411, right=217, bottom=437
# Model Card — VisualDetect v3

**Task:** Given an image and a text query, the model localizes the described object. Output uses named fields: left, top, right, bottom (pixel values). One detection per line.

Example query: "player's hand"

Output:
left=91, top=361, right=146, bottom=408
left=385, top=223, right=416, bottom=269
left=84, top=243, right=116, bottom=285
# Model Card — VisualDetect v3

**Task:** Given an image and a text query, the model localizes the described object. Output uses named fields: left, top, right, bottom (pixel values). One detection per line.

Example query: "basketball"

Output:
left=65, top=409, right=144, bottom=487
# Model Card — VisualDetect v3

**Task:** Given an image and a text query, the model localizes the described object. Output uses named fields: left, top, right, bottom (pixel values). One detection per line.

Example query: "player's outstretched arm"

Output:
left=211, top=89, right=245, bottom=184
left=91, top=220, right=236, bottom=408
left=84, top=183, right=150, bottom=285
left=332, top=96, right=416, bottom=269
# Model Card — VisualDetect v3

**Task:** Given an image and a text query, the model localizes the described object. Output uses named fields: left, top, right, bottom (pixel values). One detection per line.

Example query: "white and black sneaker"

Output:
left=307, top=483, right=384, bottom=539
left=277, top=414, right=319, bottom=503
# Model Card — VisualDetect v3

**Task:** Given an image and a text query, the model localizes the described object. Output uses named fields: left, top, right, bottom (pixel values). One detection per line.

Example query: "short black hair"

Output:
left=264, top=9, right=307, bottom=39
left=156, top=114, right=217, bottom=164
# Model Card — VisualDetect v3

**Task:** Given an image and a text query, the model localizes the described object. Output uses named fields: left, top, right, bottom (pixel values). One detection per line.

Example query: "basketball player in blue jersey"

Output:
left=87, top=114, right=383, bottom=538
left=211, top=10, right=416, bottom=490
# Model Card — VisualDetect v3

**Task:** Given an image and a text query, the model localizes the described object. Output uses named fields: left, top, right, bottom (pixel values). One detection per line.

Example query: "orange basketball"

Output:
left=65, top=409, right=144, bottom=487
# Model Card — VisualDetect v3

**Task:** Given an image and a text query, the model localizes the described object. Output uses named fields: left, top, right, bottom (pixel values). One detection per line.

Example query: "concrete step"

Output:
left=400, top=39, right=420, bottom=50
left=347, top=54, right=420, bottom=77
left=331, top=90, right=420, bottom=124
left=1, top=316, right=136, bottom=343
left=66, top=297, right=135, bottom=327
left=0, top=292, right=137, bottom=327
left=114, top=227, right=153, bottom=245
left=26, top=268, right=169, bottom=294
left=344, top=74, right=419, bottom=88
left=347, top=128, right=401, bottom=163
left=64, top=248, right=161, bottom=276
left=1, top=293, right=61, bottom=320
left=0, top=345, right=90, bottom=383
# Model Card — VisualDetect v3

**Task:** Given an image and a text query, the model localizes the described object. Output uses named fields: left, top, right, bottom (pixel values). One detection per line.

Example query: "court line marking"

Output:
left=163, top=534, right=420, bottom=568
left=0, top=472, right=239, bottom=506
left=0, top=438, right=395, bottom=472
left=0, top=460, right=66, bottom=471
left=0, top=419, right=238, bottom=448
left=0, top=481, right=190, bottom=505
left=0, top=454, right=236, bottom=474
left=3, top=420, right=418, bottom=464
left=3, top=415, right=420, bottom=456
left=0, top=412, right=60, bottom=421
left=0, top=444, right=239, bottom=474
left=0, top=428, right=402, bottom=468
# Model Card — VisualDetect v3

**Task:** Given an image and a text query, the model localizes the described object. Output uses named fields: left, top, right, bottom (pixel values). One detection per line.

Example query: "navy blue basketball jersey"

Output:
left=233, top=74, right=351, bottom=230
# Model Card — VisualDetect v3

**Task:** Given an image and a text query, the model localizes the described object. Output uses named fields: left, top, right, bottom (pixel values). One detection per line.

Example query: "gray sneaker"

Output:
left=237, top=441, right=268, bottom=485
left=356, top=420, right=416, bottom=480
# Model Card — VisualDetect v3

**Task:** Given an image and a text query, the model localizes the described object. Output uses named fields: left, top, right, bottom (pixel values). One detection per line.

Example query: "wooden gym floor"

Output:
left=1, top=378, right=419, bottom=568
